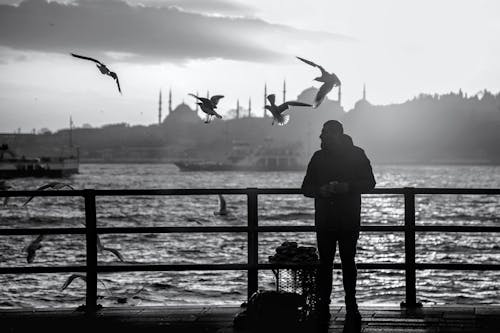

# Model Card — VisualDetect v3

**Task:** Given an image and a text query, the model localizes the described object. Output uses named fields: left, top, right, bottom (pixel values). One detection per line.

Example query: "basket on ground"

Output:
left=269, top=241, right=320, bottom=321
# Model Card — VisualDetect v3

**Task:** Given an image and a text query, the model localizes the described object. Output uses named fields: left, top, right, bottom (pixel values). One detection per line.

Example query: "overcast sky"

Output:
left=0, top=0, right=499, bottom=132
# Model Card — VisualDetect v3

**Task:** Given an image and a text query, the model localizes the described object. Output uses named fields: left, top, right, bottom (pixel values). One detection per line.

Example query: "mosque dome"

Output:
left=164, top=102, right=201, bottom=124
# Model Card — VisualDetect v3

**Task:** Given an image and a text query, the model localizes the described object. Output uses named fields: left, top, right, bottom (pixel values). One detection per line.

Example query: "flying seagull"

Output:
left=22, top=182, right=74, bottom=207
left=296, top=56, right=341, bottom=108
left=60, top=273, right=111, bottom=293
left=24, top=234, right=44, bottom=263
left=189, top=93, right=224, bottom=123
left=96, top=235, right=124, bottom=262
left=265, top=94, right=312, bottom=125
left=214, top=194, right=228, bottom=216
left=60, top=274, right=86, bottom=291
left=71, top=53, right=122, bottom=94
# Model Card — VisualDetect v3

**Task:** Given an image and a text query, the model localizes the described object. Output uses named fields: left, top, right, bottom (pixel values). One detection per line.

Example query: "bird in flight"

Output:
left=265, top=94, right=311, bottom=125
left=24, top=234, right=44, bottom=263
left=189, top=93, right=224, bottom=123
left=22, top=182, right=74, bottom=207
left=71, top=53, right=122, bottom=94
left=60, top=274, right=87, bottom=291
left=296, top=56, right=341, bottom=108
left=214, top=194, right=228, bottom=216
left=60, top=273, right=110, bottom=295
left=96, top=235, right=125, bottom=262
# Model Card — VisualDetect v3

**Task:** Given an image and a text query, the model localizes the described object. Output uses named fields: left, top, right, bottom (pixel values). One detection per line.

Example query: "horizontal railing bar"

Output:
left=0, top=266, right=87, bottom=274
left=0, top=263, right=400, bottom=274
left=416, top=263, right=500, bottom=270
left=0, top=190, right=85, bottom=197
left=257, top=226, right=408, bottom=232
left=415, top=226, right=500, bottom=232
left=3, top=262, right=497, bottom=275
left=0, top=228, right=87, bottom=235
left=2, top=188, right=500, bottom=198
left=2, top=225, right=499, bottom=236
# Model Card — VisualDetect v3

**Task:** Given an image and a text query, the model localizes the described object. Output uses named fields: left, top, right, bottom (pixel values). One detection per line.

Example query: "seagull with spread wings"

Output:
left=265, top=94, right=312, bottom=125
left=189, top=93, right=224, bottom=123
left=71, top=53, right=122, bottom=94
left=22, top=182, right=74, bottom=207
left=296, top=56, right=341, bottom=108
left=60, top=273, right=110, bottom=294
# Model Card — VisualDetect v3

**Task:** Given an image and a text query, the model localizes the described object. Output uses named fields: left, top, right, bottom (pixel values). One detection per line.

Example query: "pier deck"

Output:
left=1, top=305, right=499, bottom=332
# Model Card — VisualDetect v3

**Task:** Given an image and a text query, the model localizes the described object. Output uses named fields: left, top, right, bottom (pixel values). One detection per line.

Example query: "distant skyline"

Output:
left=1, top=0, right=499, bottom=132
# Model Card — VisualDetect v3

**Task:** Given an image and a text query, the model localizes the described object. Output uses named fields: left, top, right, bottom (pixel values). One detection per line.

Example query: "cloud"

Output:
left=133, top=0, right=257, bottom=16
left=0, top=0, right=351, bottom=64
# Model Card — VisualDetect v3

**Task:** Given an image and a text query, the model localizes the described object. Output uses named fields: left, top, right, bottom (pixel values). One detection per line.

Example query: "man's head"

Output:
left=320, top=120, right=344, bottom=150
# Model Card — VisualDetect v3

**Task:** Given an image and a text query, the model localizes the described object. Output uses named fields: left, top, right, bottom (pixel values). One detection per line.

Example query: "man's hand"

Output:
left=331, top=181, right=349, bottom=194
left=320, top=181, right=349, bottom=197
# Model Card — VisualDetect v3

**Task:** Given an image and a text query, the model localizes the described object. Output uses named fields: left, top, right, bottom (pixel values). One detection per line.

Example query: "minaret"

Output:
left=206, top=91, right=210, bottom=98
left=69, top=115, right=73, bottom=148
left=195, top=91, right=199, bottom=111
left=282, top=79, right=286, bottom=103
left=236, top=99, right=240, bottom=119
left=338, top=84, right=342, bottom=105
left=158, top=90, right=162, bottom=124
left=168, top=88, right=172, bottom=113
left=263, top=83, right=267, bottom=117
left=363, top=83, right=366, bottom=101
left=248, top=97, right=252, bottom=118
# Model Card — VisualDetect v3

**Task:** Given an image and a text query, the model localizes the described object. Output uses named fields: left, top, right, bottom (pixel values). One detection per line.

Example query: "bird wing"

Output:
left=315, top=81, right=334, bottom=108
left=103, top=247, right=125, bottom=262
left=284, top=101, right=312, bottom=108
left=37, top=182, right=58, bottom=191
left=96, top=234, right=104, bottom=252
left=109, top=71, right=122, bottom=94
left=61, top=274, right=86, bottom=291
left=22, top=196, right=34, bottom=207
left=278, top=101, right=311, bottom=113
left=218, top=194, right=226, bottom=212
left=53, top=183, right=74, bottom=190
left=267, top=94, right=276, bottom=106
left=189, top=94, right=210, bottom=104
left=210, top=95, right=224, bottom=106
left=277, top=103, right=291, bottom=114
left=71, top=53, right=103, bottom=65
left=296, top=56, right=325, bottom=72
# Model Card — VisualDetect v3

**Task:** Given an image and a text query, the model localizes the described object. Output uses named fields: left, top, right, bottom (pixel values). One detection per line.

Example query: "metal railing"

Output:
left=1, top=187, right=499, bottom=311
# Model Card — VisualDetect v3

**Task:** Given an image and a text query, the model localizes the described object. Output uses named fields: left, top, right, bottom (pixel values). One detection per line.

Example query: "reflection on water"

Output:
left=0, top=163, right=499, bottom=307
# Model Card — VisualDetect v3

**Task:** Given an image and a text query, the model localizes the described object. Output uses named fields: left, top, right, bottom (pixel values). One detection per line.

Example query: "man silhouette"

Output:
left=301, top=120, right=376, bottom=325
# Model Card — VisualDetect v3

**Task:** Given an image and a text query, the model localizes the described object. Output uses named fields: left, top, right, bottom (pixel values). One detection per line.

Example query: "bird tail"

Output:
left=277, top=114, right=290, bottom=126
left=214, top=112, right=223, bottom=119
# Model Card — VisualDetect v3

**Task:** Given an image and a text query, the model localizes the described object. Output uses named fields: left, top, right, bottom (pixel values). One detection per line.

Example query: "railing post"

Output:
left=402, top=187, right=420, bottom=307
left=247, top=188, right=258, bottom=299
left=84, top=189, right=98, bottom=314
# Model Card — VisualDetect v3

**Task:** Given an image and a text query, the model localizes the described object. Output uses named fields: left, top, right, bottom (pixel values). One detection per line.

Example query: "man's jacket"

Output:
left=301, top=141, right=376, bottom=232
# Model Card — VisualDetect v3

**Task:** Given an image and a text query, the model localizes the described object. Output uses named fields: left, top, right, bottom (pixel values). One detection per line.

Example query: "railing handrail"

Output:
left=0, top=187, right=499, bottom=310
left=3, top=187, right=500, bottom=197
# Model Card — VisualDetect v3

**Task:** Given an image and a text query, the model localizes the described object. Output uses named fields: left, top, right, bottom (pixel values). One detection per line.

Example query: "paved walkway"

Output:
left=1, top=305, right=499, bottom=332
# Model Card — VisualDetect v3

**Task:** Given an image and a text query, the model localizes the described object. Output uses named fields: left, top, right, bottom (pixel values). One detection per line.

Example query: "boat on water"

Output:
left=174, top=141, right=306, bottom=172
left=0, top=144, right=79, bottom=179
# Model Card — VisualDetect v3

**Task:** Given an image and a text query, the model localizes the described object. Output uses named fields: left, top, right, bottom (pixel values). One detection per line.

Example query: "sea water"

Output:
left=0, top=163, right=499, bottom=308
